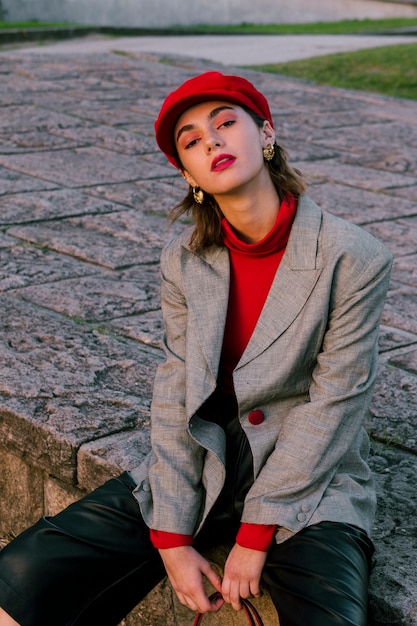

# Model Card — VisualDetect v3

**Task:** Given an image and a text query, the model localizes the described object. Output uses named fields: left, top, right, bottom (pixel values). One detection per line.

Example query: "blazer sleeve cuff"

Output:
left=150, top=528, right=194, bottom=549
left=236, top=523, right=278, bottom=551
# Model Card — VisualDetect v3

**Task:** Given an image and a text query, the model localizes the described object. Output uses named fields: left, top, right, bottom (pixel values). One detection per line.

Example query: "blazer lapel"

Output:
left=180, top=196, right=324, bottom=376
left=237, top=196, right=323, bottom=368
left=181, top=244, right=230, bottom=380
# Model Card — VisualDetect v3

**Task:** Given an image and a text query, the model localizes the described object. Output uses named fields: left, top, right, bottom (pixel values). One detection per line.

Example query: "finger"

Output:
left=183, top=592, right=209, bottom=613
left=176, top=592, right=198, bottom=612
left=174, top=581, right=211, bottom=613
left=229, top=581, right=243, bottom=611
left=221, top=575, right=231, bottom=604
left=202, top=563, right=223, bottom=594
left=249, top=579, right=262, bottom=598
left=209, top=594, right=224, bottom=612
left=239, top=581, right=252, bottom=600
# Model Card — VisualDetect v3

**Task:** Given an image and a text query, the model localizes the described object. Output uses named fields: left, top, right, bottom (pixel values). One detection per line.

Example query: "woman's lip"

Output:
left=211, top=154, right=236, bottom=171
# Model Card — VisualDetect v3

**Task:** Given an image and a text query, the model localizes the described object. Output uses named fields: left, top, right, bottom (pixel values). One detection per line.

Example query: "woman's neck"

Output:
left=216, top=180, right=281, bottom=244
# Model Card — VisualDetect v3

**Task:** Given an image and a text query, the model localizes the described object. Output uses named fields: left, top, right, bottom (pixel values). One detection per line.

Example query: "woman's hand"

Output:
left=222, top=544, right=268, bottom=611
left=159, top=545, right=224, bottom=613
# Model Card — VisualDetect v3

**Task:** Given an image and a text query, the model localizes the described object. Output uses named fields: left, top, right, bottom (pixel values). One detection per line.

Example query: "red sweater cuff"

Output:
left=236, top=523, right=278, bottom=551
left=150, top=529, right=193, bottom=549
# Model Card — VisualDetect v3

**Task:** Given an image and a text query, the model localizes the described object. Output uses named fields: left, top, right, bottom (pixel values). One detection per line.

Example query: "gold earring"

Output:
left=263, top=144, right=275, bottom=161
left=193, top=187, right=204, bottom=204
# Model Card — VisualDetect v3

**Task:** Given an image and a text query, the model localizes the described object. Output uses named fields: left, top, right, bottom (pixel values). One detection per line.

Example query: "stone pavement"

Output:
left=0, top=45, right=417, bottom=625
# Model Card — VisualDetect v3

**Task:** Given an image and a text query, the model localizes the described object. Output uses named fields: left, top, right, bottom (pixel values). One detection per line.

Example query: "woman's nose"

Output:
left=205, top=133, right=222, bottom=152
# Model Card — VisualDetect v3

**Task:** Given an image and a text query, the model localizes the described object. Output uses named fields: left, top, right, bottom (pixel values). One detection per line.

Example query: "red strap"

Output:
left=193, top=592, right=264, bottom=626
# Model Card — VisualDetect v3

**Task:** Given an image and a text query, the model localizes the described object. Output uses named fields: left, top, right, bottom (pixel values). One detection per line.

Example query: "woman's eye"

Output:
left=184, top=137, right=199, bottom=149
left=219, top=120, right=235, bottom=129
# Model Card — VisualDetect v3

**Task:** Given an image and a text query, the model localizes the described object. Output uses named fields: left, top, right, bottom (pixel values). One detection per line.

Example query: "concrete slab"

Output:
left=3, top=33, right=416, bottom=64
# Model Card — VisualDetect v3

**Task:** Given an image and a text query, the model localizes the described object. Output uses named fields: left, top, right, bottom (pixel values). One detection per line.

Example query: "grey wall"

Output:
left=2, top=0, right=417, bottom=27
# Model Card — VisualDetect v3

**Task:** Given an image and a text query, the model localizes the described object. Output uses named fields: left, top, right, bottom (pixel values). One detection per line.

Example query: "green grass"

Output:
left=0, top=20, right=87, bottom=29
left=249, top=43, right=417, bottom=101
left=171, top=18, right=417, bottom=34
left=1, top=17, right=417, bottom=33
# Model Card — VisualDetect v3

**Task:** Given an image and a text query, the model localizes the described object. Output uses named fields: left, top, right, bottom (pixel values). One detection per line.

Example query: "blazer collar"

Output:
left=238, top=195, right=323, bottom=368
left=181, top=196, right=323, bottom=376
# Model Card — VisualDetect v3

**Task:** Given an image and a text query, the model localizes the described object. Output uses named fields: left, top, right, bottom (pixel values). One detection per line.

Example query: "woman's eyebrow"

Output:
left=208, top=105, right=234, bottom=119
left=176, top=124, right=194, bottom=143
left=176, top=105, right=235, bottom=143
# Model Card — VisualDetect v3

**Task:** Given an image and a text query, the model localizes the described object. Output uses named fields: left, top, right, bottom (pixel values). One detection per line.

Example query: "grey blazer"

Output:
left=131, top=195, right=392, bottom=544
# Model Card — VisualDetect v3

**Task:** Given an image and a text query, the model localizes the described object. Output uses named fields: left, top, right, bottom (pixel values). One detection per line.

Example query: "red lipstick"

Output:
left=211, top=153, right=236, bottom=171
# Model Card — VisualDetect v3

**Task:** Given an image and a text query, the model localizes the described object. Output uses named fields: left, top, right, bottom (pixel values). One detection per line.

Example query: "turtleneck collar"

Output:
left=221, top=195, right=297, bottom=256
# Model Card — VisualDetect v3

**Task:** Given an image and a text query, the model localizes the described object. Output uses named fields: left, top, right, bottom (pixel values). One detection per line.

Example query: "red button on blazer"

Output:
left=248, top=409, right=265, bottom=425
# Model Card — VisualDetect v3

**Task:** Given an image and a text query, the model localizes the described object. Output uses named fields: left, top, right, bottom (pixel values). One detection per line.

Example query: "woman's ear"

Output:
left=181, top=169, right=198, bottom=188
left=261, top=120, right=276, bottom=147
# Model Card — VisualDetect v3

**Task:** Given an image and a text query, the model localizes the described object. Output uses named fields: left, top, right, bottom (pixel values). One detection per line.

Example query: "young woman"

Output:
left=0, top=71, right=392, bottom=626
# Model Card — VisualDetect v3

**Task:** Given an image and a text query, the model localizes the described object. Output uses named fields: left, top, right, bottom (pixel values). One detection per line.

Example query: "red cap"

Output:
left=154, top=71, right=273, bottom=168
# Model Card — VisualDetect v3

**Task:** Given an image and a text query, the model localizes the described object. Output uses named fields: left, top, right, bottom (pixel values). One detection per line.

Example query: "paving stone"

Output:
left=269, top=84, right=367, bottom=113
left=12, top=62, right=84, bottom=81
left=379, top=325, right=417, bottom=353
left=0, top=130, right=82, bottom=154
left=78, top=428, right=151, bottom=491
left=391, top=254, right=417, bottom=288
left=306, top=122, right=417, bottom=162
left=0, top=296, right=157, bottom=480
left=341, top=147, right=417, bottom=178
left=382, top=282, right=417, bottom=335
left=139, top=149, right=179, bottom=168
left=369, top=362, right=417, bottom=452
left=0, top=166, right=57, bottom=195
left=55, top=90, right=142, bottom=111
left=370, top=97, right=417, bottom=128
left=27, top=91, right=100, bottom=112
left=0, top=233, right=15, bottom=248
left=55, top=75, right=136, bottom=92
left=8, top=209, right=185, bottom=268
left=369, top=446, right=417, bottom=626
left=297, top=158, right=417, bottom=192
left=51, top=124, right=158, bottom=155
left=363, top=219, right=417, bottom=257
left=0, top=74, right=70, bottom=98
left=286, top=109, right=384, bottom=132
left=388, top=347, right=417, bottom=376
left=398, top=214, right=417, bottom=229
left=62, top=103, right=154, bottom=127
left=0, top=189, right=118, bottom=225
left=107, top=310, right=164, bottom=350
left=0, top=243, right=98, bottom=290
left=0, top=104, right=85, bottom=133
left=82, top=178, right=186, bottom=214
left=0, top=147, right=173, bottom=187
left=308, top=181, right=417, bottom=224
left=281, top=138, right=339, bottom=163
left=11, top=271, right=160, bottom=322
left=386, top=184, right=417, bottom=201
left=0, top=90, right=34, bottom=106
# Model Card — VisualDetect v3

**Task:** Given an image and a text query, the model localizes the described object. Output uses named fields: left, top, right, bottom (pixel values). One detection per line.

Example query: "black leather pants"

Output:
left=0, top=395, right=374, bottom=626
left=198, top=392, right=375, bottom=626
